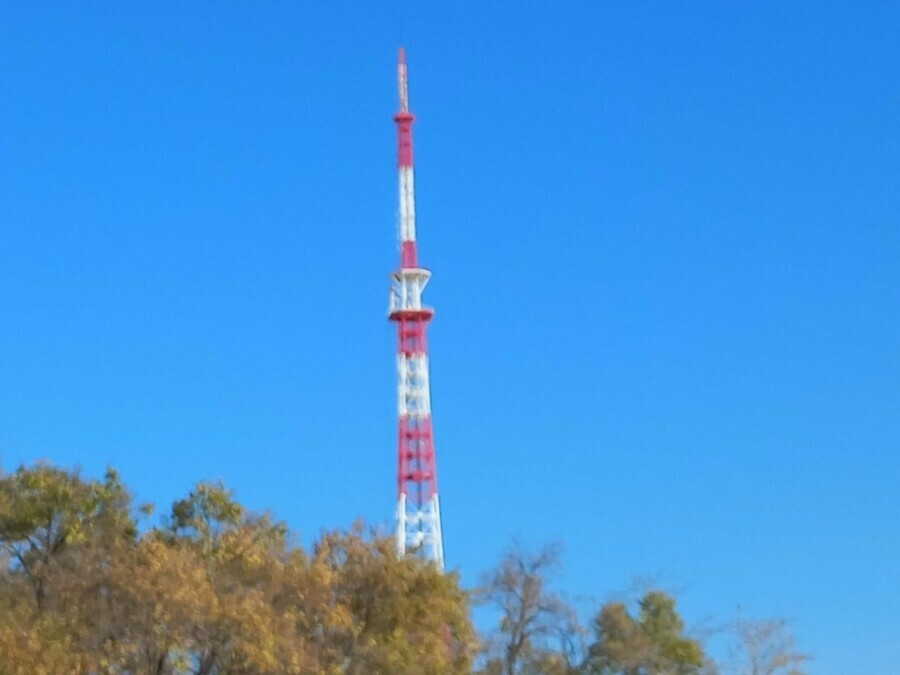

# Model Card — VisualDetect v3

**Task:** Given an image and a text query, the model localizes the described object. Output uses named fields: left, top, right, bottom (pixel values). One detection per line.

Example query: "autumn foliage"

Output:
left=0, top=464, right=806, bottom=675
left=0, top=465, right=474, bottom=674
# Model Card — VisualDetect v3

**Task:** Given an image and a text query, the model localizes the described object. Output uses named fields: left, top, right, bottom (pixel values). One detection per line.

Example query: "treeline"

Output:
left=0, top=464, right=806, bottom=675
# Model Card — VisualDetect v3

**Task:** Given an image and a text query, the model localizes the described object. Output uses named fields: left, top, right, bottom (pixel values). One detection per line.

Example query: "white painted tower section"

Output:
left=398, top=167, right=416, bottom=244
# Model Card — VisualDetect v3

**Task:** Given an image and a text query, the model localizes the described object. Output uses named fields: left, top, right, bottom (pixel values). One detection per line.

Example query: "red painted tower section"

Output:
left=388, top=48, right=444, bottom=568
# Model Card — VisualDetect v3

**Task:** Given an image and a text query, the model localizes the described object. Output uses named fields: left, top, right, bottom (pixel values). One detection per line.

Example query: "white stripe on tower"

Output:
left=388, top=47, right=443, bottom=570
left=398, top=167, right=416, bottom=245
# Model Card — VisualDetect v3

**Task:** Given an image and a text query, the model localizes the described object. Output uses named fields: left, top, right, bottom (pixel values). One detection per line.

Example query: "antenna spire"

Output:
left=397, top=47, right=409, bottom=112
left=393, top=46, right=416, bottom=263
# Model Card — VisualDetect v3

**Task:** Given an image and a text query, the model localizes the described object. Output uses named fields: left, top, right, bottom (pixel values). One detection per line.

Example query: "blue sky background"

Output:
left=1, top=2, right=898, bottom=671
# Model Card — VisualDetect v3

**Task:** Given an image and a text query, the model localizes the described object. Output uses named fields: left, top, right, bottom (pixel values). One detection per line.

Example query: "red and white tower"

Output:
left=388, top=48, right=444, bottom=569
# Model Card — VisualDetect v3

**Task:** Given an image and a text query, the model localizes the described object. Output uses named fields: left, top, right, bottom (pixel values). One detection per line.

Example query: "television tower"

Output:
left=388, top=48, right=444, bottom=569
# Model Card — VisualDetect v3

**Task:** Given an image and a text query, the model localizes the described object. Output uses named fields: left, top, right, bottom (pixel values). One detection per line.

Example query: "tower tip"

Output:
left=397, top=47, right=409, bottom=113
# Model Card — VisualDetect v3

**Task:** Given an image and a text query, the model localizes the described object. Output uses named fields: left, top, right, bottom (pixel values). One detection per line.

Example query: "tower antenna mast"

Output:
left=388, top=47, right=444, bottom=569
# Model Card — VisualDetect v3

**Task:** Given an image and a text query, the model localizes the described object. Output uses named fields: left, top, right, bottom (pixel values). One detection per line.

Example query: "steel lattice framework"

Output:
left=388, top=48, right=444, bottom=569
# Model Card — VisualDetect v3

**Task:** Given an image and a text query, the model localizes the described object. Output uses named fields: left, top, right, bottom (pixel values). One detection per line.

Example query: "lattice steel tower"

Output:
left=388, top=48, right=444, bottom=569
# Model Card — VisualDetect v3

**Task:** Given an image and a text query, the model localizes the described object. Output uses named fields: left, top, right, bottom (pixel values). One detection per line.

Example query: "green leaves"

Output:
left=169, top=480, right=245, bottom=542
left=587, top=591, right=704, bottom=675
left=0, top=463, right=137, bottom=613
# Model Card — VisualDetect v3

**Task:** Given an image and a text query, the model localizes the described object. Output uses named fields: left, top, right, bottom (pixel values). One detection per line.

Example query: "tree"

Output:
left=297, top=522, right=476, bottom=674
left=0, top=465, right=478, bottom=674
left=163, top=480, right=309, bottom=674
left=147, top=482, right=477, bottom=673
left=0, top=464, right=135, bottom=612
left=0, top=462, right=808, bottom=675
left=0, top=464, right=139, bottom=673
left=477, top=542, right=583, bottom=675
left=729, top=617, right=809, bottom=675
left=586, top=590, right=706, bottom=675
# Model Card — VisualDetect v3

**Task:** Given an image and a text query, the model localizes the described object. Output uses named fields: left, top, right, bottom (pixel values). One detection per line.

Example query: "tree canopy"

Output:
left=0, top=463, right=806, bottom=674
left=0, top=464, right=474, bottom=674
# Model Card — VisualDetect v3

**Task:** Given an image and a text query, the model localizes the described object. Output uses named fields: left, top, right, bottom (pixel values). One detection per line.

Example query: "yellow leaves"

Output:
left=0, top=465, right=477, bottom=674
left=0, top=600, right=82, bottom=674
left=298, top=525, right=476, bottom=674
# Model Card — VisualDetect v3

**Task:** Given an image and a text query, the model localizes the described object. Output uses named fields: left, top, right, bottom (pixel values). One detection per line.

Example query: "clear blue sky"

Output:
left=1, top=3, right=897, bottom=671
